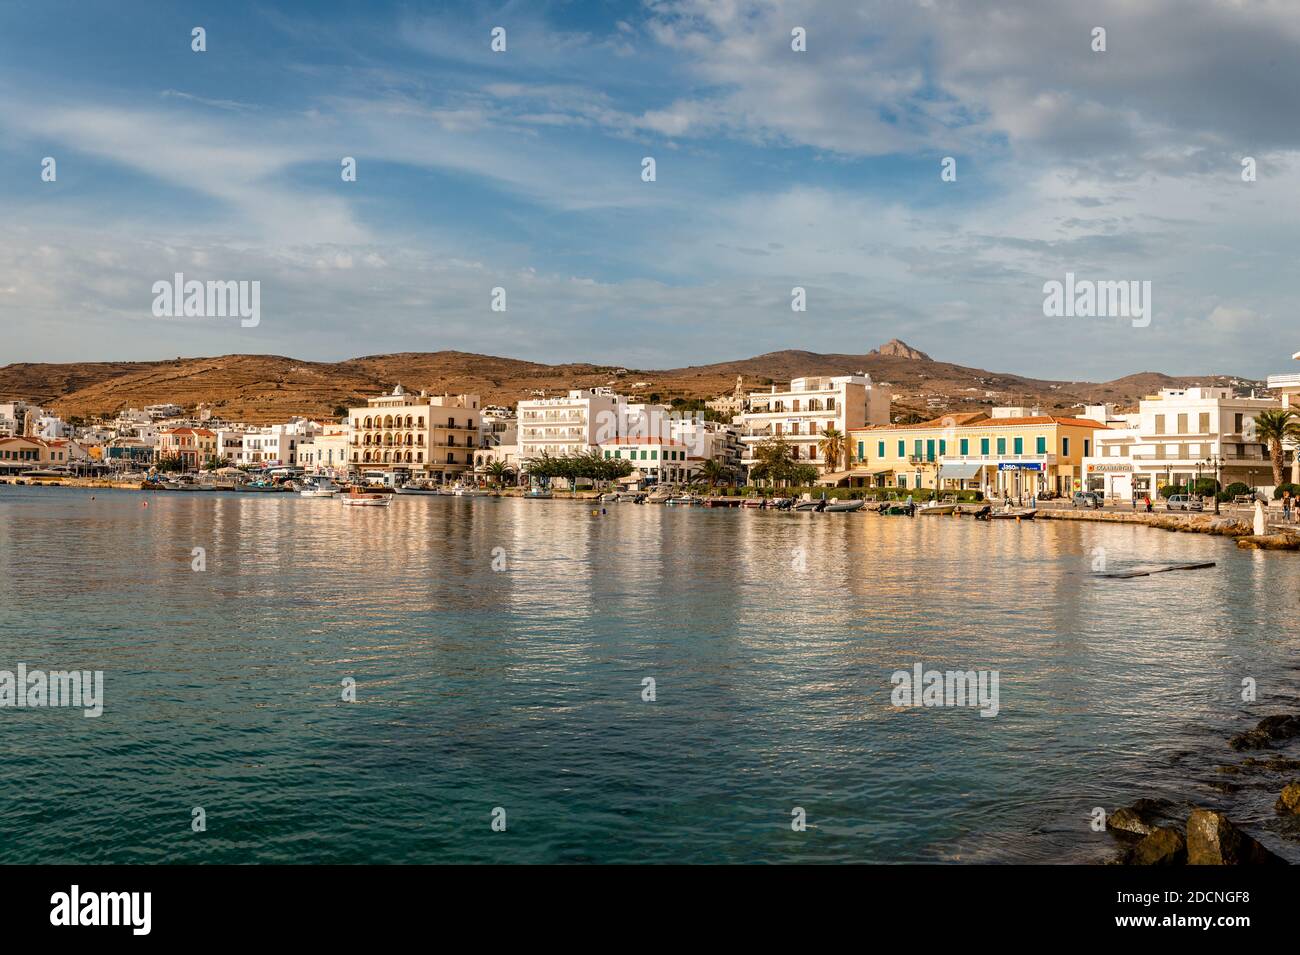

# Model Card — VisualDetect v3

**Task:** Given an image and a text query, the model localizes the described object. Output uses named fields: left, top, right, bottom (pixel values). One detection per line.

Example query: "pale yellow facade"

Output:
left=848, top=413, right=1108, bottom=498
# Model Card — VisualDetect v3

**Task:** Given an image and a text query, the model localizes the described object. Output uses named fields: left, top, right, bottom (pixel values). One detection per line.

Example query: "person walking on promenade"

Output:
left=1283, top=490, right=1292, bottom=523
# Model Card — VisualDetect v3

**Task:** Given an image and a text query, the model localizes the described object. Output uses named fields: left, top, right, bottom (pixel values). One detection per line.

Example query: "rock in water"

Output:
left=1276, top=781, right=1300, bottom=815
left=1186, top=809, right=1286, bottom=865
left=1107, top=798, right=1169, bottom=836
left=1228, top=713, right=1300, bottom=751
left=1130, top=827, right=1187, bottom=865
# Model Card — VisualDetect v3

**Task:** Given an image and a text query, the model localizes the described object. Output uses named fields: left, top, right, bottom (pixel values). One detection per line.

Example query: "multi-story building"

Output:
left=349, top=386, right=481, bottom=483
left=145, top=403, right=184, bottom=420
left=1081, top=386, right=1283, bottom=498
left=1266, top=348, right=1300, bottom=486
left=0, top=401, right=42, bottom=438
left=849, top=409, right=1108, bottom=498
left=517, top=388, right=626, bottom=461
left=739, top=374, right=891, bottom=477
left=156, top=427, right=218, bottom=470
left=297, top=424, right=350, bottom=477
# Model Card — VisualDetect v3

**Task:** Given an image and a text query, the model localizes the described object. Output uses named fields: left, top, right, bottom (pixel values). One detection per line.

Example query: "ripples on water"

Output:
left=0, top=486, right=1297, bottom=863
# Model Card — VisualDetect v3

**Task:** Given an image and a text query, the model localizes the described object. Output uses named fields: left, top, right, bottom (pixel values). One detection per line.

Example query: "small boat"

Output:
left=824, top=499, right=865, bottom=513
left=452, top=485, right=492, bottom=497
left=741, top=498, right=766, bottom=508
left=238, top=479, right=291, bottom=493
left=341, top=487, right=391, bottom=507
left=300, top=478, right=339, bottom=498
left=764, top=497, right=793, bottom=510
left=988, top=507, right=1037, bottom=520
left=396, top=482, right=445, bottom=495
left=665, top=495, right=703, bottom=507
left=918, top=502, right=957, bottom=515
left=523, top=487, right=553, bottom=499
left=793, top=498, right=826, bottom=512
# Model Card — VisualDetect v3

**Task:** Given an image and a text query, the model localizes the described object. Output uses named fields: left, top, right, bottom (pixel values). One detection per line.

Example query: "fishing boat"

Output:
left=340, top=487, right=391, bottom=507
left=299, top=478, right=340, bottom=498
left=823, top=499, right=865, bottom=512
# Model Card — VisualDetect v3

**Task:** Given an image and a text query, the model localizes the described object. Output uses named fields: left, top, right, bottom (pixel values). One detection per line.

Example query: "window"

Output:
left=899, top=475, right=908, bottom=488
left=1036, top=436, right=1046, bottom=454
left=959, top=438, right=969, bottom=455
left=1084, top=439, right=1091, bottom=457
left=1234, top=413, right=1243, bottom=433
left=641, top=450, right=648, bottom=460
left=878, top=441, right=886, bottom=458
left=939, top=439, right=946, bottom=455
left=1154, top=415, right=1165, bottom=435
left=1199, top=412, right=1210, bottom=434
left=914, top=439, right=923, bottom=459
left=651, top=450, right=658, bottom=460
left=897, top=440, right=905, bottom=457
left=980, top=438, right=990, bottom=455
left=1013, top=437, right=1023, bottom=455
left=1177, top=413, right=1188, bottom=434
left=857, top=441, right=865, bottom=461
left=926, top=439, right=935, bottom=461
left=996, top=438, right=1006, bottom=454
left=604, top=450, right=611, bottom=458
left=1062, top=437, right=1071, bottom=456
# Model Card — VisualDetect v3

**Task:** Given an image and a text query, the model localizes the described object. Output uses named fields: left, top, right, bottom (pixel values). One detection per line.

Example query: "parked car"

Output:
left=1165, top=494, right=1204, bottom=511
left=1072, top=491, right=1103, bottom=508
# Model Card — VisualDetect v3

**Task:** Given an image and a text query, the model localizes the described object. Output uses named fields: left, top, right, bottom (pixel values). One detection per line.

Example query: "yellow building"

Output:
left=848, top=411, right=1109, bottom=498
left=349, top=384, right=481, bottom=483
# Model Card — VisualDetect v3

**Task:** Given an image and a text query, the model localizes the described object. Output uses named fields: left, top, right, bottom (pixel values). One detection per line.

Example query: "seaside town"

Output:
left=3, top=344, right=1299, bottom=539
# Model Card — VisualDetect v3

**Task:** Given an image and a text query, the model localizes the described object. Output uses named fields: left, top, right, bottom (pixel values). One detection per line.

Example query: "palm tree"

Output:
left=817, top=427, right=846, bottom=473
left=484, top=459, right=515, bottom=487
left=1253, top=408, right=1300, bottom=487
left=698, top=459, right=727, bottom=489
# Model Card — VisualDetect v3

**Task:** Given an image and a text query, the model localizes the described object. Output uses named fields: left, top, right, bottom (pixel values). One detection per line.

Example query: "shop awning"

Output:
left=937, top=462, right=983, bottom=480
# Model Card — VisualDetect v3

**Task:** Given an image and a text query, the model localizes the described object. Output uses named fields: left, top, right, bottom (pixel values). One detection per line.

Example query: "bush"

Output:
left=1223, top=482, right=1252, bottom=497
left=1273, top=483, right=1300, bottom=500
left=1158, top=484, right=1186, bottom=499
left=1191, top=477, right=1220, bottom=496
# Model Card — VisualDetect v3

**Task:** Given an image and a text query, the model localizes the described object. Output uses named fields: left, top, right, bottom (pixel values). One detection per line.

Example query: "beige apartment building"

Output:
left=349, top=385, right=481, bottom=483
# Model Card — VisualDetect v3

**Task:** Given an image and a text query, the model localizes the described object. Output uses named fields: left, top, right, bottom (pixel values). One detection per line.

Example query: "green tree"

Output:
left=484, top=460, right=516, bottom=487
left=1253, top=409, right=1300, bottom=487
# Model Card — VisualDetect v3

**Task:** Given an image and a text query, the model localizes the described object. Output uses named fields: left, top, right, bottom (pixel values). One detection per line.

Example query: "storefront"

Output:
left=993, top=461, right=1048, bottom=499
left=1084, top=461, right=1134, bottom=498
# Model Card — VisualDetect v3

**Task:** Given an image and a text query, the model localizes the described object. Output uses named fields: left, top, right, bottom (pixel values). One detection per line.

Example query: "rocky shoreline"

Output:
left=1108, top=712, right=1300, bottom=865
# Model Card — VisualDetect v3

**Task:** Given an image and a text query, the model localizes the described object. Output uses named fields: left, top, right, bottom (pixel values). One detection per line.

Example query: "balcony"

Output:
left=1267, top=373, right=1300, bottom=390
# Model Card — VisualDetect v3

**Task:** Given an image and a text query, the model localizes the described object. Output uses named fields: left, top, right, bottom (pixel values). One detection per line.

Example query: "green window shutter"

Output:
left=1014, top=437, right=1023, bottom=454
left=980, top=438, right=989, bottom=454
left=960, top=438, right=969, bottom=455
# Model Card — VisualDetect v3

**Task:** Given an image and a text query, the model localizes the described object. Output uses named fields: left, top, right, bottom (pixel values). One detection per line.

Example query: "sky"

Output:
left=1, top=0, right=1299, bottom=380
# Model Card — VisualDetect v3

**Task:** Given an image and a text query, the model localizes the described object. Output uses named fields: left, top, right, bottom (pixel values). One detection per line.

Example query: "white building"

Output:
left=296, top=424, right=350, bottom=477
left=738, top=374, right=891, bottom=476
left=1266, top=348, right=1300, bottom=484
left=236, top=418, right=323, bottom=468
left=1081, top=386, right=1280, bottom=499
left=0, top=401, right=42, bottom=437
left=599, top=437, right=693, bottom=484
left=517, top=388, right=627, bottom=461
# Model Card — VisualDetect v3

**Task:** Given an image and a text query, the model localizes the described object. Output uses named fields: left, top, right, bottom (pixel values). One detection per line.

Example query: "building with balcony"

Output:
left=1266, top=348, right=1300, bottom=485
left=348, top=385, right=481, bottom=483
left=599, top=437, right=693, bottom=485
left=738, top=374, right=891, bottom=478
left=156, top=427, right=218, bottom=470
left=517, top=387, right=627, bottom=462
left=848, top=409, right=1107, bottom=498
left=1082, top=386, right=1288, bottom=498
left=296, top=424, right=350, bottom=477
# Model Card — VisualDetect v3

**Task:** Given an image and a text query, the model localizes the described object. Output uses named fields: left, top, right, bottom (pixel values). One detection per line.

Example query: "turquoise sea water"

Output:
left=0, top=485, right=1297, bottom=864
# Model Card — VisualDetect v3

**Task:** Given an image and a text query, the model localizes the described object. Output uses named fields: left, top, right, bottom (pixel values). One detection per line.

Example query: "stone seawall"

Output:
left=1035, top=508, right=1252, bottom=537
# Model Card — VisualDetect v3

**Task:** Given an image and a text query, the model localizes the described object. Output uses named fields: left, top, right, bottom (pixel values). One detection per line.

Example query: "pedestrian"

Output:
left=1284, top=490, right=1293, bottom=523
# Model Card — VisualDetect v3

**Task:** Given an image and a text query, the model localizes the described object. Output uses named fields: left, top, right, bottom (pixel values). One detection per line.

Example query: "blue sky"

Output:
left=2, top=0, right=1299, bottom=380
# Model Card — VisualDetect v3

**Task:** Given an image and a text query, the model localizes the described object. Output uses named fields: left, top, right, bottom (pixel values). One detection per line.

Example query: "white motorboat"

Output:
left=452, top=485, right=492, bottom=497
left=300, top=478, right=340, bottom=498
left=523, top=487, right=552, bottom=499
left=396, top=482, right=445, bottom=495
left=823, top=499, right=865, bottom=512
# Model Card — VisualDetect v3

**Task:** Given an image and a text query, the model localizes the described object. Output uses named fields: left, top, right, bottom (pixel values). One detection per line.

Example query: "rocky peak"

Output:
left=870, top=339, right=931, bottom=361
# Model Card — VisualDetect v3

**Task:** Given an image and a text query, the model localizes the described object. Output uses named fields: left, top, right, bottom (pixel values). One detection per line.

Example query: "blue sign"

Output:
left=998, top=462, right=1044, bottom=471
